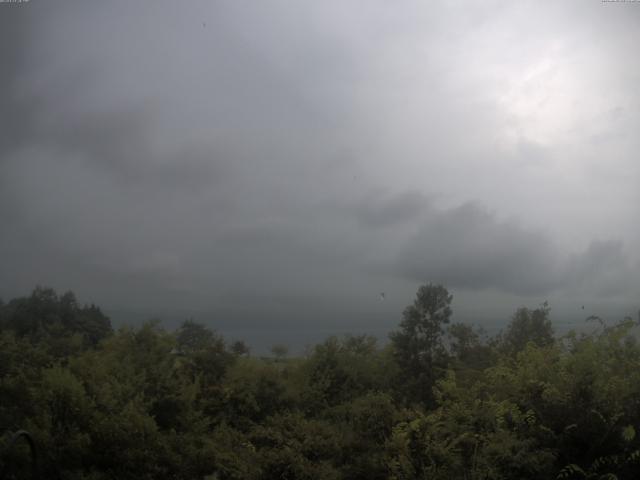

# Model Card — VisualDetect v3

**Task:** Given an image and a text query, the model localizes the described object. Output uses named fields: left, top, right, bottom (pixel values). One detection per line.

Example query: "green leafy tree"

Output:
left=220, top=357, right=291, bottom=429
left=176, top=319, right=217, bottom=353
left=175, top=319, right=234, bottom=384
left=390, top=283, right=453, bottom=404
left=329, top=392, right=399, bottom=479
left=250, top=413, right=343, bottom=480
left=447, top=322, right=495, bottom=386
left=270, top=344, right=289, bottom=361
left=0, top=287, right=112, bottom=350
left=231, top=340, right=250, bottom=357
left=301, top=335, right=392, bottom=409
left=500, top=302, right=554, bottom=355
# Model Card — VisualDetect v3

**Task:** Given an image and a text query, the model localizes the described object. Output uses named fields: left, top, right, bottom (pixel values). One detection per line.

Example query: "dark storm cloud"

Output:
left=0, top=5, right=41, bottom=156
left=565, top=240, right=637, bottom=298
left=395, top=203, right=638, bottom=297
left=46, top=106, right=228, bottom=190
left=354, top=191, right=429, bottom=228
left=395, top=203, right=564, bottom=295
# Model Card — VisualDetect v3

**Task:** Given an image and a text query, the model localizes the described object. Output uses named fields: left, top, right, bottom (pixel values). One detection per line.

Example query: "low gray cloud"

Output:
left=395, top=202, right=638, bottom=298
left=395, top=203, right=564, bottom=295
left=565, top=240, right=637, bottom=299
left=354, top=191, right=429, bottom=228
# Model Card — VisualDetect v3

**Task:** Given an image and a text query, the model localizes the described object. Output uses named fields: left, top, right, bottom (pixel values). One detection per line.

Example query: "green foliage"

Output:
left=2, top=286, right=640, bottom=479
left=499, top=302, right=555, bottom=355
left=250, top=412, right=343, bottom=480
left=220, top=358, right=292, bottom=429
left=301, top=335, right=394, bottom=409
left=230, top=339, right=250, bottom=357
left=0, top=287, right=112, bottom=353
left=270, top=344, right=289, bottom=360
left=328, top=392, right=400, bottom=479
left=390, top=283, right=452, bottom=405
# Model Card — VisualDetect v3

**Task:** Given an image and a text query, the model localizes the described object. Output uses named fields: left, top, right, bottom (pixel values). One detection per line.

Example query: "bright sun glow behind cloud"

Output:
left=499, top=49, right=577, bottom=148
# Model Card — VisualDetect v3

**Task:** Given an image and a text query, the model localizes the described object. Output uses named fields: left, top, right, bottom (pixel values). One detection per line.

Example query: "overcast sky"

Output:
left=1, top=0, right=639, bottom=346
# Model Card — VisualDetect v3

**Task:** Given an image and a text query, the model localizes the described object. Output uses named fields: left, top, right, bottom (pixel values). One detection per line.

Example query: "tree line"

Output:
left=1, top=285, right=639, bottom=479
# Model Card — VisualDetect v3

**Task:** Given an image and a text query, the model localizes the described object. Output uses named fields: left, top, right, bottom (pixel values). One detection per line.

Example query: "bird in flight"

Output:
left=379, top=292, right=385, bottom=301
